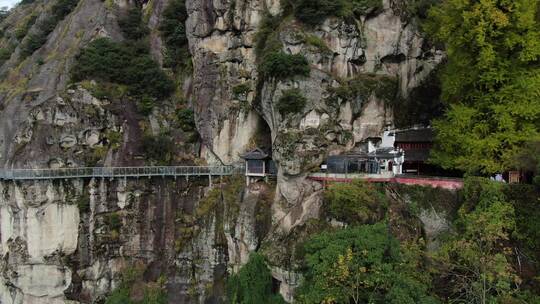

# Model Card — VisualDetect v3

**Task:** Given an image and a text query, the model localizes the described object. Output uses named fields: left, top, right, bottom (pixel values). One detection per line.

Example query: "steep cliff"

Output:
left=0, top=0, right=444, bottom=303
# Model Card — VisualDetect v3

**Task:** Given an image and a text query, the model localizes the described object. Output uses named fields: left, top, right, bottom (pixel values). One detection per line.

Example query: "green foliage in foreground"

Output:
left=276, top=88, right=306, bottom=115
left=324, top=180, right=387, bottom=225
left=297, top=223, right=438, bottom=304
left=435, top=177, right=519, bottom=303
left=72, top=38, right=174, bottom=100
left=296, top=177, right=540, bottom=304
left=426, top=0, right=540, bottom=174
left=226, top=253, right=286, bottom=304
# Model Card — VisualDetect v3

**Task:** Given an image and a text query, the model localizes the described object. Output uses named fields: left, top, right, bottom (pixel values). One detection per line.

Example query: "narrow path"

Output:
left=308, top=173, right=464, bottom=190
left=0, top=166, right=241, bottom=180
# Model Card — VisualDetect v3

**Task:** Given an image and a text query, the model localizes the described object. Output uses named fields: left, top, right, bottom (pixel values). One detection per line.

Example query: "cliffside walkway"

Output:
left=0, top=166, right=239, bottom=181
left=308, top=173, right=464, bottom=190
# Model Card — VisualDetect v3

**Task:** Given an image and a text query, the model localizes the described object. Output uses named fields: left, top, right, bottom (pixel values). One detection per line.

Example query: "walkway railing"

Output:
left=0, top=166, right=241, bottom=181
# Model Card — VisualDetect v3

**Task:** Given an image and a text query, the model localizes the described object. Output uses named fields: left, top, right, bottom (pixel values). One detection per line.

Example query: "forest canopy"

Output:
left=426, top=0, right=540, bottom=174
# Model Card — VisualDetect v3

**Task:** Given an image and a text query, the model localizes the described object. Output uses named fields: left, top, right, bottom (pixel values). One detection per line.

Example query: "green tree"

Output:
left=259, top=52, right=310, bottom=80
left=426, top=0, right=540, bottom=174
left=276, top=88, right=307, bottom=115
left=323, top=180, right=387, bottom=225
left=72, top=38, right=174, bottom=100
left=297, top=223, right=438, bottom=304
left=226, top=253, right=286, bottom=304
left=291, top=0, right=382, bottom=25
left=434, top=177, right=520, bottom=303
left=159, top=0, right=190, bottom=69
left=119, top=7, right=149, bottom=40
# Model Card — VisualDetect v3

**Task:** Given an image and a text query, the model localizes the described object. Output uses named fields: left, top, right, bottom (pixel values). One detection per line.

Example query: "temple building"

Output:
left=393, top=127, right=434, bottom=175
left=325, top=130, right=405, bottom=176
left=240, top=148, right=277, bottom=185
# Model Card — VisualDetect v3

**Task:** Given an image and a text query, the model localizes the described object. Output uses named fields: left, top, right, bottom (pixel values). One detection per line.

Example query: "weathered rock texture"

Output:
left=186, top=0, right=443, bottom=206
left=0, top=0, right=445, bottom=302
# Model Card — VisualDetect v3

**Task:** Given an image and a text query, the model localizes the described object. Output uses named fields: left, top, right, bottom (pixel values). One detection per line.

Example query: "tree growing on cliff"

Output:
left=433, top=177, right=521, bottom=303
left=426, top=0, right=540, bottom=174
left=296, top=223, right=438, bottom=304
left=226, top=253, right=286, bottom=304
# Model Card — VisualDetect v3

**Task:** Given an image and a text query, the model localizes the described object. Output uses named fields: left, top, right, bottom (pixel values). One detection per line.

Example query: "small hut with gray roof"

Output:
left=240, top=148, right=277, bottom=185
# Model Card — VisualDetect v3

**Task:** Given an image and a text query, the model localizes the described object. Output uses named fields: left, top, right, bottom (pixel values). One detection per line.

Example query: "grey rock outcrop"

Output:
left=0, top=0, right=446, bottom=302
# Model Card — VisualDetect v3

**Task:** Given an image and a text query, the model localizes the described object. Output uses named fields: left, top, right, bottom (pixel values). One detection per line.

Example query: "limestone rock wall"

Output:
left=0, top=177, right=266, bottom=303
left=0, top=0, right=445, bottom=302
left=185, top=0, right=443, bottom=219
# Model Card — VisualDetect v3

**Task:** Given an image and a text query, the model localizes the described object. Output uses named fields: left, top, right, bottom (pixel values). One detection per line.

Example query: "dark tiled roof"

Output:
left=394, top=128, right=434, bottom=143
left=241, top=148, right=270, bottom=160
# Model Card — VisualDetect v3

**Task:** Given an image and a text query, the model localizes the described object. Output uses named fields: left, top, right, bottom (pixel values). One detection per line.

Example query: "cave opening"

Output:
left=250, top=111, right=272, bottom=153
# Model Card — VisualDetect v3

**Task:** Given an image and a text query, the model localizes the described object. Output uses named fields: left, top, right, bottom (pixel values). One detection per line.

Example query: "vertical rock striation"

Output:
left=0, top=0, right=445, bottom=302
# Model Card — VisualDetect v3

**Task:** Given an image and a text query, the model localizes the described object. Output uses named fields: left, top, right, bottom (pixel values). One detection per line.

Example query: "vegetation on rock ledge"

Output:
left=105, top=263, right=167, bottom=304
left=259, top=52, right=310, bottom=80
left=290, top=178, right=540, bottom=303
left=159, top=0, right=190, bottom=71
left=20, top=0, right=80, bottom=59
left=276, top=88, right=307, bottom=115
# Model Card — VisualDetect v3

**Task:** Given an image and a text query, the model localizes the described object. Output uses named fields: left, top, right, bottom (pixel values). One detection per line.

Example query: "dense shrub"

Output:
left=72, top=38, right=129, bottom=82
left=323, top=180, right=388, bottom=224
left=159, top=0, right=189, bottom=70
left=72, top=38, right=174, bottom=99
left=504, top=184, right=540, bottom=259
left=254, top=12, right=283, bottom=57
left=293, top=0, right=344, bottom=26
left=118, top=8, right=148, bottom=40
left=401, top=0, right=440, bottom=20
left=259, top=52, right=310, bottom=80
left=141, top=133, right=176, bottom=164
left=297, top=223, right=438, bottom=303
left=159, top=0, right=188, bottom=47
left=20, top=0, right=79, bottom=58
left=226, top=253, right=286, bottom=304
left=434, top=177, right=520, bottom=303
left=232, top=82, right=251, bottom=99
left=276, top=88, right=306, bottom=115
left=0, top=47, right=12, bottom=65
left=175, top=108, right=196, bottom=132
left=327, top=73, right=398, bottom=106
left=292, top=0, right=382, bottom=25
left=14, top=14, right=37, bottom=40
left=124, top=55, right=174, bottom=98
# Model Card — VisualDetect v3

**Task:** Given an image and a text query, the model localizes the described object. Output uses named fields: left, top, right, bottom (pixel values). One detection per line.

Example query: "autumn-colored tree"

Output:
left=426, top=0, right=540, bottom=174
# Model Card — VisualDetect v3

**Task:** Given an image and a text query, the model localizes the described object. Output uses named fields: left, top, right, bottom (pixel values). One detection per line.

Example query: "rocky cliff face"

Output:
left=187, top=0, right=442, bottom=205
left=0, top=0, right=443, bottom=303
